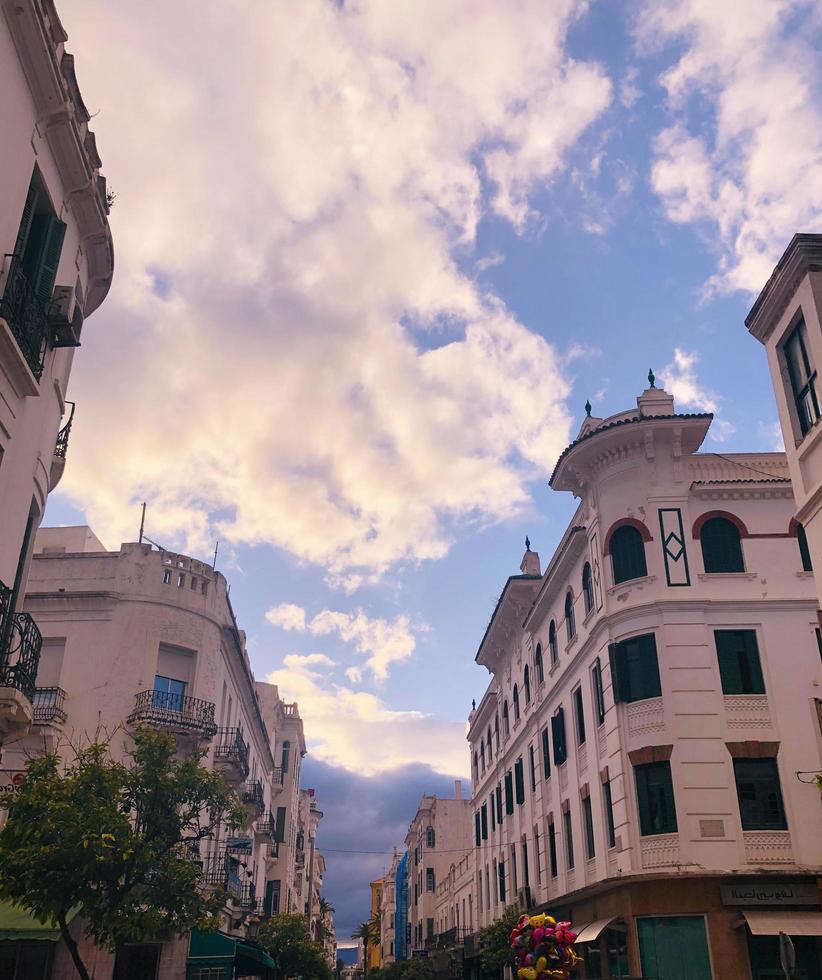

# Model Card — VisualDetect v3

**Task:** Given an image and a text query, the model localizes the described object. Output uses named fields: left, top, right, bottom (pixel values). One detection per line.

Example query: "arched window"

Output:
left=480, top=739, right=485, bottom=772
left=565, top=591, right=575, bottom=641
left=524, top=664, right=531, bottom=704
left=700, top=517, right=744, bottom=573
left=797, top=522, right=813, bottom=571
left=503, top=701, right=509, bottom=735
left=513, top=684, right=520, bottom=721
left=610, top=525, right=648, bottom=583
left=281, top=740, right=290, bottom=773
left=427, top=827, right=435, bottom=848
left=487, top=726, right=493, bottom=761
left=548, top=621, right=558, bottom=665
left=473, top=752, right=478, bottom=777
left=535, top=643, right=544, bottom=685
left=494, top=713, right=500, bottom=749
left=582, top=562, right=594, bottom=614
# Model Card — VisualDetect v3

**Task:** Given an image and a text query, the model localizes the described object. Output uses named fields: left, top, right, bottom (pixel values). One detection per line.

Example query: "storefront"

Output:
left=0, top=901, right=82, bottom=979
left=186, top=930, right=276, bottom=980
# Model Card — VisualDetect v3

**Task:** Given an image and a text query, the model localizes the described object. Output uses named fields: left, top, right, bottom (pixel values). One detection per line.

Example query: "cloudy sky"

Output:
left=51, top=0, right=822, bottom=941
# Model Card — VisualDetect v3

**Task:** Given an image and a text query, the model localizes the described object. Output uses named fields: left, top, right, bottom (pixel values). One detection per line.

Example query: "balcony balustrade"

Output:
left=254, top=812, right=276, bottom=842
left=0, top=254, right=50, bottom=380
left=242, top=780, right=265, bottom=814
left=429, top=927, right=469, bottom=950
left=214, top=727, right=250, bottom=781
left=127, top=689, right=217, bottom=739
left=53, top=401, right=75, bottom=460
left=0, top=580, right=42, bottom=704
left=32, top=686, right=67, bottom=724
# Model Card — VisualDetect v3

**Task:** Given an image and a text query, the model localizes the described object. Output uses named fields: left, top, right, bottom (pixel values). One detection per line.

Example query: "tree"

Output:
left=259, top=911, right=331, bottom=979
left=0, top=727, right=244, bottom=980
left=352, top=919, right=378, bottom=977
left=478, top=905, right=520, bottom=980
left=317, top=896, right=336, bottom=941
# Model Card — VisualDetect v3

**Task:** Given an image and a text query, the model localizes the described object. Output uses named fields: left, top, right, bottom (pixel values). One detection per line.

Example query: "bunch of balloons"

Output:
left=510, top=912, right=582, bottom=979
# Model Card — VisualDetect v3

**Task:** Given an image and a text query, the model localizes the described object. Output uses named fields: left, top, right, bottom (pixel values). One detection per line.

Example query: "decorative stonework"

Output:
left=607, top=851, right=619, bottom=876
left=724, top=695, right=772, bottom=729
left=743, top=831, right=794, bottom=865
left=559, top=765, right=568, bottom=794
left=565, top=869, right=575, bottom=892
left=627, top=697, right=665, bottom=737
left=585, top=857, right=596, bottom=882
left=640, top=833, right=680, bottom=869
left=597, top=726, right=607, bottom=760
left=688, top=454, right=789, bottom=483
left=577, top=742, right=588, bottom=775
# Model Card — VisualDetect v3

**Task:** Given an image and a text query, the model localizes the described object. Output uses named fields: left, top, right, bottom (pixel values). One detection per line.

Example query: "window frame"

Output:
left=714, top=629, right=765, bottom=695
left=535, top=643, right=544, bottom=684
left=733, top=757, right=787, bottom=830
left=563, top=808, right=575, bottom=869
left=634, top=760, right=678, bottom=837
left=609, top=633, right=662, bottom=704
left=573, top=685, right=586, bottom=746
left=783, top=316, right=820, bottom=438
left=582, top=795, right=595, bottom=860
left=591, top=658, right=606, bottom=725
left=541, top=727, right=551, bottom=780
left=564, top=592, right=576, bottom=641
left=610, top=525, right=648, bottom=584
left=700, top=517, right=745, bottom=573
left=551, top=707, right=567, bottom=766
left=523, top=664, right=531, bottom=704
left=603, top=778, right=616, bottom=849
left=582, top=561, right=594, bottom=614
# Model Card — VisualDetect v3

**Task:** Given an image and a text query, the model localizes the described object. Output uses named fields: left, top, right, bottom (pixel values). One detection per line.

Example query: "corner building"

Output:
left=468, top=381, right=822, bottom=979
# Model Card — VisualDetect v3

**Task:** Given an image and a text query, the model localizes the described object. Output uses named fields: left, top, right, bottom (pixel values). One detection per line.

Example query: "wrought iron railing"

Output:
left=127, top=689, right=217, bottom=737
left=214, top=727, right=250, bottom=779
left=429, top=927, right=470, bottom=950
left=232, top=882, right=257, bottom=909
left=271, top=766, right=284, bottom=786
left=0, top=580, right=42, bottom=702
left=53, top=401, right=75, bottom=460
left=0, top=254, right=49, bottom=380
left=242, top=780, right=264, bottom=812
left=255, top=812, right=276, bottom=840
left=200, top=854, right=230, bottom=888
left=32, top=686, right=67, bottom=723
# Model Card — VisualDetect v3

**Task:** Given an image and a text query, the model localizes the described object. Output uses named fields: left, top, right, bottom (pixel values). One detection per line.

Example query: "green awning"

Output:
left=0, top=902, right=80, bottom=942
left=188, top=930, right=275, bottom=973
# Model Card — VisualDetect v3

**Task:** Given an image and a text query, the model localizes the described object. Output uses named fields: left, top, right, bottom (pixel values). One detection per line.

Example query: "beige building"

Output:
left=468, top=379, right=822, bottom=979
left=405, top=783, right=472, bottom=957
left=379, top=850, right=400, bottom=966
left=0, top=0, right=113, bottom=747
left=1, top=527, right=307, bottom=978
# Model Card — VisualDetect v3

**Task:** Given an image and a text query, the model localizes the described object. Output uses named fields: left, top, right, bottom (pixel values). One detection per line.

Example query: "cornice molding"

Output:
left=746, top=234, right=822, bottom=342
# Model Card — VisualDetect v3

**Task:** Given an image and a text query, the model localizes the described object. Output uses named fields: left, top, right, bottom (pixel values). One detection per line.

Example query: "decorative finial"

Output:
left=648, top=368, right=655, bottom=388
left=584, top=399, right=592, bottom=417
left=472, top=699, right=476, bottom=711
left=525, top=535, right=531, bottom=551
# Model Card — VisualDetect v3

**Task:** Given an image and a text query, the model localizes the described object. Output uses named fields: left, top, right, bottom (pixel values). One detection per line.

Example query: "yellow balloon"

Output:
left=518, top=970, right=537, bottom=980
left=545, top=915, right=556, bottom=925
left=536, top=957, right=548, bottom=972
left=530, top=913, right=546, bottom=927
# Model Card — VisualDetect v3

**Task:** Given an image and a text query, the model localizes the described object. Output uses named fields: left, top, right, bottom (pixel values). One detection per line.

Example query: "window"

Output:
left=797, top=522, right=813, bottom=571
left=733, top=758, right=787, bottom=830
left=494, top=714, right=500, bottom=749
left=177, top=572, right=185, bottom=588
left=264, top=879, right=281, bottom=916
left=14, top=167, right=67, bottom=306
left=541, top=728, right=551, bottom=779
left=426, top=918, right=434, bottom=941
left=281, top=740, right=291, bottom=773
left=490, top=794, right=495, bottom=832
left=637, top=917, right=712, bottom=980
left=480, top=739, right=485, bottom=772
left=582, top=795, right=595, bottom=860
left=551, top=708, right=567, bottom=765
left=548, top=621, right=558, bottom=665
left=475, top=812, right=481, bottom=847
left=573, top=687, right=586, bottom=745
left=496, top=784, right=503, bottom=824
left=522, top=839, right=530, bottom=887
left=700, top=516, right=744, bottom=573
left=564, top=592, right=575, bottom=641
left=481, top=805, right=488, bottom=840
left=514, top=758, right=525, bottom=805
left=609, top=633, right=662, bottom=703
left=503, top=701, right=509, bottom=735
left=529, top=744, right=537, bottom=792
left=190, top=576, right=198, bottom=590
left=113, top=945, right=160, bottom=980
left=426, top=868, right=436, bottom=891
left=513, top=684, right=520, bottom=722
left=426, top=826, right=435, bottom=848
left=162, top=568, right=171, bottom=585
left=610, top=524, right=648, bottom=583
left=563, top=808, right=575, bottom=869
left=152, top=675, right=185, bottom=711
left=603, top=779, right=616, bottom=849
left=498, top=861, right=506, bottom=903
left=715, top=630, right=765, bottom=695
left=534, top=827, right=541, bottom=883
left=523, top=665, right=531, bottom=704
left=487, top=726, right=493, bottom=762
left=582, top=561, right=594, bottom=614
left=784, top=317, right=820, bottom=436
left=548, top=821, right=558, bottom=878
left=535, top=643, right=544, bottom=684
left=504, top=771, right=514, bottom=815
left=473, top=753, right=478, bottom=778
left=0, top=942, right=52, bottom=979
left=592, top=658, right=606, bottom=725
left=635, top=761, right=677, bottom=836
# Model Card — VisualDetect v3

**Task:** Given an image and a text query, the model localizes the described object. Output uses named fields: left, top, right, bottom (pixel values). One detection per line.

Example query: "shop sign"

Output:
left=721, top=883, right=819, bottom=906
left=0, top=771, right=25, bottom=794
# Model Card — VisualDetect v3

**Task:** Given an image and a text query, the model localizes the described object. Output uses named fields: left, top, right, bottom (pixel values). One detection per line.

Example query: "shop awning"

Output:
left=575, top=917, right=619, bottom=943
left=188, top=930, right=275, bottom=973
left=741, top=911, right=822, bottom=937
left=0, top=902, right=80, bottom=941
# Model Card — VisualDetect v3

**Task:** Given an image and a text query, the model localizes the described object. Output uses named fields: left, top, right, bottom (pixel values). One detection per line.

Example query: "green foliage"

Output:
left=259, top=912, right=332, bottom=979
left=478, top=905, right=520, bottom=980
left=369, top=960, right=434, bottom=980
left=0, top=727, right=244, bottom=980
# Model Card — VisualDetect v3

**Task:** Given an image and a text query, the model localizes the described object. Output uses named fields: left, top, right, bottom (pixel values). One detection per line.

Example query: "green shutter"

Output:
left=33, top=215, right=66, bottom=306
left=608, top=644, right=622, bottom=704
left=481, top=804, right=488, bottom=840
left=612, top=526, right=647, bottom=583
left=264, top=880, right=275, bottom=917
left=574, top=687, right=586, bottom=744
left=638, top=916, right=713, bottom=980
left=700, top=518, right=744, bottom=573
left=13, top=182, right=38, bottom=259
left=551, top=708, right=566, bottom=764
left=505, top=772, right=514, bottom=815
left=496, top=784, right=502, bottom=823
left=541, top=728, right=551, bottom=779
left=475, top=812, right=481, bottom=846
left=498, top=861, right=505, bottom=902
left=583, top=796, right=595, bottom=859
left=514, top=759, right=525, bottom=804
left=274, top=806, right=286, bottom=843
left=635, top=762, right=677, bottom=836
left=733, top=758, right=786, bottom=830
left=637, top=634, right=661, bottom=699
left=716, top=630, right=764, bottom=695
left=548, top=823, right=558, bottom=877
left=490, top=795, right=495, bottom=831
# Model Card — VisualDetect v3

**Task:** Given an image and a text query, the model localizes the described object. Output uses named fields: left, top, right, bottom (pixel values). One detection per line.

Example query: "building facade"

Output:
left=0, top=0, right=113, bottom=746
left=468, top=381, right=822, bottom=979
left=1, top=527, right=310, bottom=978
left=379, top=850, right=400, bottom=967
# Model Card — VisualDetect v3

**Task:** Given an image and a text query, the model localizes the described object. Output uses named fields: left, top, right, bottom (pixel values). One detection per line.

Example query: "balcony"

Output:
left=0, top=253, right=49, bottom=384
left=254, top=812, right=276, bottom=843
left=0, top=580, right=41, bottom=736
left=127, top=690, right=218, bottom=739
left=49, top=401, right=75, bottom=490
left=214, top=728, right=250, bottom=781
left=270, top=766, right=284, bottom=791
left=32, top=686, right=67, bottom=724
left=242, top=780, right=265, bottom=815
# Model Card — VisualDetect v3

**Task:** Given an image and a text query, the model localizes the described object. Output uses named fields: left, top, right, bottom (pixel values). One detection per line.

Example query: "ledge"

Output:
left=697, top=572, right=758, bottom=581
left=607, top=574, right=656, bottom=596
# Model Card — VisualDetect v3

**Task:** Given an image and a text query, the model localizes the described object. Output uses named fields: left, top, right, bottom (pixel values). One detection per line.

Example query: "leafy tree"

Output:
left=478, top=905, right=520, bottom=980
left=0, top=727, right=244, bottom=980
left=259, top=912, right=331, bottom=979
left=317, top=895, right=336, bottom=941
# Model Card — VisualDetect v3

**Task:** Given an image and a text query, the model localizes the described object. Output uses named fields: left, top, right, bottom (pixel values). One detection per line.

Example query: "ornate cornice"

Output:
left=746, top=234, right=822, bottom=342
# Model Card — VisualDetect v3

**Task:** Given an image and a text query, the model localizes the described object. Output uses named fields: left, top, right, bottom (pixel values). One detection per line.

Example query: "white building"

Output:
left=0, top=0, right=113, bottom=746
left=468, top=380, right=822, bottom=979
left=379, top=850, right=400, bottom=966
left=1, top=526, right=305, bottom=978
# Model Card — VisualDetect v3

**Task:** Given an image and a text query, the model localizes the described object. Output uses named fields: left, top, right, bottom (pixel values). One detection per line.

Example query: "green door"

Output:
left=637, top=916, right=713, bottom=979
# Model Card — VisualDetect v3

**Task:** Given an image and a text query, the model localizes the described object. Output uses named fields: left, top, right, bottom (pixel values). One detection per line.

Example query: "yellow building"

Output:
left=369, top=878, right=384, bottom=971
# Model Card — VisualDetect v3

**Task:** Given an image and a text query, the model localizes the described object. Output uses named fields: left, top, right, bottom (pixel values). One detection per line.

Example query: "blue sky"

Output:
left=49, top=0, right=822, bottom=940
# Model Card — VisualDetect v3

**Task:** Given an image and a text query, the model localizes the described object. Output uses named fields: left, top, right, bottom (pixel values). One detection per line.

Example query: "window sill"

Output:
left=607, top=574, right=656, bottom=596
left=566, top=634, right=578, bottom=651
left=583, top=607, right=596, bottom=626
left=795, top=570, right=814, bottom=578
left=697, top=572, right=757, bottom=581
left=796, top=417, right=822, bottom=461
left=549, top=659, right=560, bottom=675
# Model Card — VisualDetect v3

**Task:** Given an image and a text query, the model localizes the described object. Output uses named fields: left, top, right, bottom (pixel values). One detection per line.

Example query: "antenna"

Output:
left=138, top=502, right=146, bottom=543
left=213, top=541, right=219, bottom=572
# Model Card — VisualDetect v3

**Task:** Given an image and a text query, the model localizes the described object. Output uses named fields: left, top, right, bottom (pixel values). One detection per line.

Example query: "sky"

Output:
left=50, top=0, right=822, bottom=943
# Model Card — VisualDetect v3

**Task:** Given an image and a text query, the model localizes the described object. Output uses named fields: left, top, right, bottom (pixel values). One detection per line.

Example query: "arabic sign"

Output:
left=721, top=883, right=819, bottom=907
left=0, top=771, right=25, bottom=794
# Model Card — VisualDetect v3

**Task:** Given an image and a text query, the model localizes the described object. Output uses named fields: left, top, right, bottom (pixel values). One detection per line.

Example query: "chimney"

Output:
left=520, top=536, right=541, bottom=576
left=454, top=779, right=462, bottom=800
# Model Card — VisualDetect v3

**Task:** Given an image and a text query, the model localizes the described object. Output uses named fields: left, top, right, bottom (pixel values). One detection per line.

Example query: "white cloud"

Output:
left=57, top=0, right=612, bottom=586
left=265, top=657, right=468, bottom=777
left=659, top=348, right=736, bottom=441
left=757, top=420, right=785, bottom=452
left=619, top=66, right=642, bottom=108
left=639, top=0, right=822, bottom=293
left=266, top=603, right=418, bottom=681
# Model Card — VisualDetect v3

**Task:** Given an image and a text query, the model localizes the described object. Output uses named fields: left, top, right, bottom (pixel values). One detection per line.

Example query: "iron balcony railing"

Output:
left=53, top=401, right=75, bottom=460
left=32, top=686, right=67, bottom=724
left=271, top=766, right=284, bottom=787
left=127, top=689, right=217, bottom=738
left=242, top=780, right=264, bottom=813
left=232, top=882, right=257, bottom=909
left=0, top=254, right=50, bottom=380
left=200, top=854, right=230, bottom=888
left=429, top=927, right=470, bottom=950
left=255, top=812, right=276, bottom=841
left=0, top=579, right=42, bottom=703
left=214, top=727, right=250, bottom=779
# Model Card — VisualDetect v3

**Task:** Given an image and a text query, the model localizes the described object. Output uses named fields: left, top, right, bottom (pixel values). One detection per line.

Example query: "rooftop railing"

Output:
left=0, top=254, right=49, bottom=380
left=0, top=580, right=41, bottom=703
left=127, top=690, right=217, bottom=738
